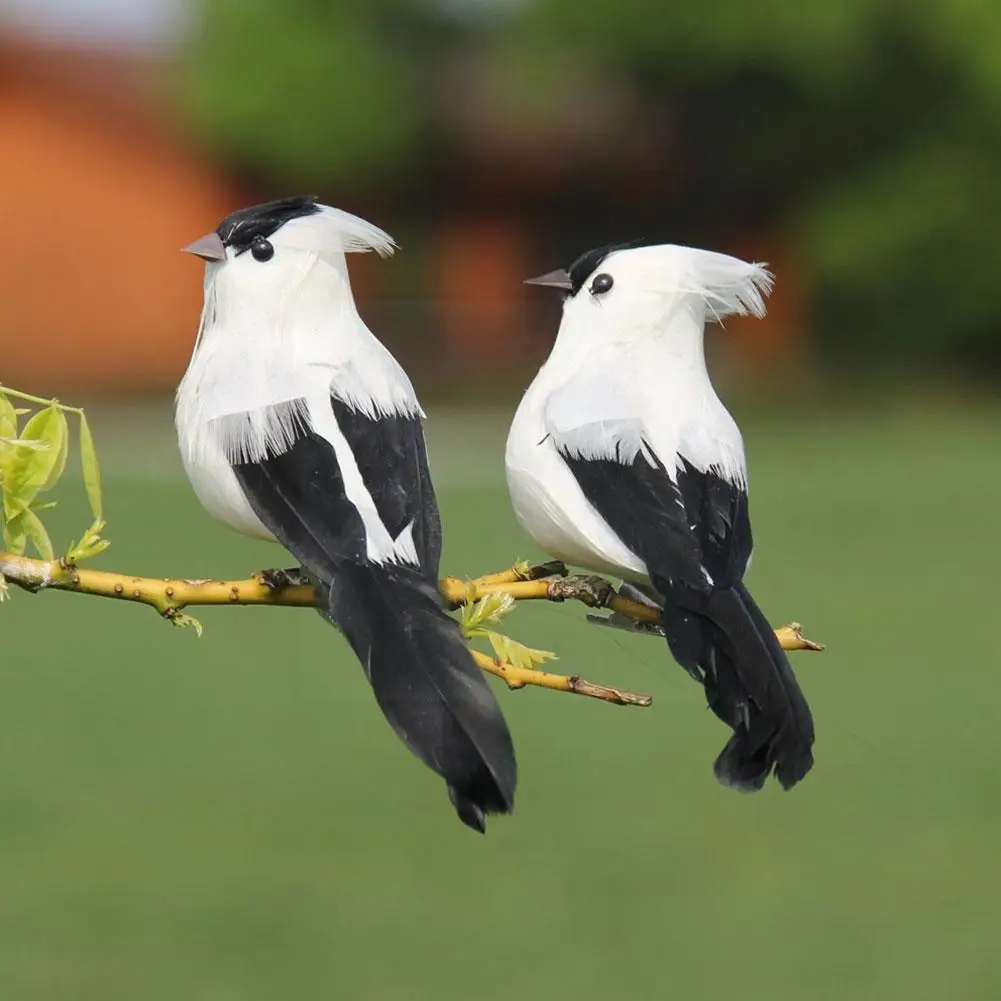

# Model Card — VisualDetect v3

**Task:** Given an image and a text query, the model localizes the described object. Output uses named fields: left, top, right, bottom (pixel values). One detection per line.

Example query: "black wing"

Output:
left=229, top=396, right=442, bottom=581
left=561, top=450, right=751, bottom=594
left=231, top=402, right=366, bottom=580
left=559, top=445, right=814, bottom=792
left=330, top=397, right=442, bottom=577
left=230, top=396, right=515, bottom=830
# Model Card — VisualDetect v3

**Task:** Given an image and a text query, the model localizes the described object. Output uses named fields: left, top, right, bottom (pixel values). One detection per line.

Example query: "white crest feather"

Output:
left=280, top=205, right=398, bottom=259
left=600, top=244, right=773, bottom=323
left=677, top=248, right=773, bottom=323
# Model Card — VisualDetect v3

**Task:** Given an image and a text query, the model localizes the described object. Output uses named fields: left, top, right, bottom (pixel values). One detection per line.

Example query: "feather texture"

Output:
left=507, top=239, right=815, bottom=792
left=176, top=201, right=420, bottom=473
left=231, top=409, right=517, bottom=830
left=323, top=563, right=516, bottom=832
left=216, top=196, right=397, bottom=259
left=175, top=199, right=518, bottom=829
left=665, top=246, right=773, bottom=322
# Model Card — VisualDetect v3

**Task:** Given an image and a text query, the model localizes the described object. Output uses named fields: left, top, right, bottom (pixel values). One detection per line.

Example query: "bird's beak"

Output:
left=524, top=268, right=573, bottom=291
left=182, top=232, right=227, bottom=261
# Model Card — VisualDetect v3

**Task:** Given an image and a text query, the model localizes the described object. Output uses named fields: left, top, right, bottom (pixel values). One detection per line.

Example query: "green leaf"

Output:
left=1, top=395, right=30, bottom=489
left=169, top=612, right=203, bottom=637
left=40, top=408, right=69, bottom=491
left=512, top=560, right=533, bottom=579
left=458, top=591, right=516, bottom=636
left=78, top=412, right=103, bottom=521
left=484, top=629, right=557, bottom=671
left=0, top=393, right=17, bottom=442
left=85, top=539, right=111, bottom=560
left=19, top=507, right=54, bottom=560
left=2, top=405, right=63, bottom=521
left=0, top=438, right=50, bottom=451
left=66, top=519, right=110, bottom=563
left=2, top=513, right=26, bottom=555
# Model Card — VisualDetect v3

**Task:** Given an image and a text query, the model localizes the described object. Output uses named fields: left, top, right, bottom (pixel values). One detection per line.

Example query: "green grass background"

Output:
left=2, top=400, right=1000, bottom=1000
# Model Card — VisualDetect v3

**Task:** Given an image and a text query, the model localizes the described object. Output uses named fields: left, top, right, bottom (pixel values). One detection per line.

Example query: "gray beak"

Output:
left=182, top=232, right=227, bottom=261
left=524, top=268, right=573, bottom=291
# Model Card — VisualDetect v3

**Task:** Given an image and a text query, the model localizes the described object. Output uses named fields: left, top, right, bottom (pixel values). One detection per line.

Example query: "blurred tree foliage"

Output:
left=181, top=0, right=436, bottom=184
left=184, top=0, right=1001, bottom=368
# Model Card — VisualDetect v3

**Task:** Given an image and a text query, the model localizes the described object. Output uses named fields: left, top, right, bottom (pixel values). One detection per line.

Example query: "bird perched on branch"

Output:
left=175, top=196, right=516, bottom=831
left=507, top=242, right=815, bottom=792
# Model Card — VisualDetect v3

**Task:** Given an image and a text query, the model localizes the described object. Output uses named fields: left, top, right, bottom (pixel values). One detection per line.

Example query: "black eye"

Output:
left=589, top=273, right=613, bottom=295
left=251, top=237, right=274, bottom=262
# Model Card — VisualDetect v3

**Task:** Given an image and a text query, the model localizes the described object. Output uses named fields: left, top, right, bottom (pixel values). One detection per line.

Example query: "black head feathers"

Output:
left=217, top=196, right=322, bottom=256
left=565, top=239, right=653, bottom=296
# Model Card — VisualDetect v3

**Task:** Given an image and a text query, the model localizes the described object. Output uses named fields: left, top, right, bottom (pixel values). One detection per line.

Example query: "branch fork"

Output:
left=0, top=550, right=823, bottom=709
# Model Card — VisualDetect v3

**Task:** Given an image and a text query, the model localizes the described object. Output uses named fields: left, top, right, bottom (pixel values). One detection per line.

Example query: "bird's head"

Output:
left=183, top=195, right=396, bottom=313
left=526, top=241, right=773, bottom=345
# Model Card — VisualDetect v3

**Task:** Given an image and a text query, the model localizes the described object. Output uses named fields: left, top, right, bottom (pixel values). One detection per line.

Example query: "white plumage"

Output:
left=172, top=197, right=519, bottom=830
left=508, top=241, right=814, bottom=794
left=175, top=202, right=422, bottom=563
left=507, top=243, right=770, bottom=582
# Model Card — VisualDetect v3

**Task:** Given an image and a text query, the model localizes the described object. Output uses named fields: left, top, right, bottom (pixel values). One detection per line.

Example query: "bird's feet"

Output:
left=521, top=560, right=569, bottom=581
left=468, top=560, right=568, bottom=588
left=548, top=574, right=616, bottom=608
left=586, top=611, right=666, bottom=637
left=258, top=567, right=309, bottom=591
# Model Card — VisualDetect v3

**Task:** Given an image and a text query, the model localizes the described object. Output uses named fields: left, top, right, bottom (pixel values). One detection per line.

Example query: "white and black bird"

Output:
left=175, top=196, right=516, bottom=831
left=507, top=241, right=815, bottom=791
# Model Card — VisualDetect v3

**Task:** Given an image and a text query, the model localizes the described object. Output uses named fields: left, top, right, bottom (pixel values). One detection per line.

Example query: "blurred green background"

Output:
left=181, top=0, right=1001, bottom=372
left=3, top=0, right=1001, bottom=998
left=3, top=400, right=1000, bottom=999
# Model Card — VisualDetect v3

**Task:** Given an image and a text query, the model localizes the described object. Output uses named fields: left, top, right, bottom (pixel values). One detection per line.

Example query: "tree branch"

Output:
left=441, top=563, right=825, bottom=652
left=469, top=649, right=652, bottom=706
left=2, top=386, right=819, bottom=712
left=0, top=551, right=822, bottom=709
left=0, top=550, right=315, bottom=612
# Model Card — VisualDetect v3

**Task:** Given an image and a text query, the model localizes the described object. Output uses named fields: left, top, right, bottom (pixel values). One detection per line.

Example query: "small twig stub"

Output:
left=0, top=552, right=822, bottom=709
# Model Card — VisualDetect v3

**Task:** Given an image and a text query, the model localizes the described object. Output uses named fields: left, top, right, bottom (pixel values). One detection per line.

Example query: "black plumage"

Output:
left=217, top=196, right=321, bottom=256
left=326, top=562, right=516, bottom=831
left=329, top=397, right=442, bottom=575
left=560, top=447, right=814, bottom=791
left=232, top=407, right=366, bottom=572
left=232, top=397, right=516, bottom=830
left=565, top=239, right=651, bottom=297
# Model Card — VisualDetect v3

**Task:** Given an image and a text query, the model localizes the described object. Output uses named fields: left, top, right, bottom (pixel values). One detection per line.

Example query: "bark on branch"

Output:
left=0, top=551, right=823, bottom=708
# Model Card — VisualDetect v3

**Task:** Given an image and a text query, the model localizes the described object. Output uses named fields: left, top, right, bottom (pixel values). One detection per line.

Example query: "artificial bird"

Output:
left=507, top=241, right=815, bottom=791
left=175, top=196, right=516, bottom=831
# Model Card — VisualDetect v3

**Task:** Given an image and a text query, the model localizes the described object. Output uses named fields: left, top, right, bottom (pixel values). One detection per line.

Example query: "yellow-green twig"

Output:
left=0, top=552, right=822, bottom=707
left=0, top=386, right=84, bottom=416
left=469, top=649, right=652, bottom=706
left=442, top=564, right=825, bottom=653
left=0, top=549, right=655, bottom=706
left=0, top=550, right=314, bottom=614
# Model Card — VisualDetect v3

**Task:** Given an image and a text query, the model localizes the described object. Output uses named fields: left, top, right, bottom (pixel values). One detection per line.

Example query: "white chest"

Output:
left=505, top=396, right=648, bottom=581
left=504, top=343, right=746, bottom=584
left=175, top=396, right=276, bottom=543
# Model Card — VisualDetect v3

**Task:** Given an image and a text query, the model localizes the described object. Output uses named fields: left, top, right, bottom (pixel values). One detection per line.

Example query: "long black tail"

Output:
left=325, top=560, right=517, bottom=832
left=661, top=580, right=814, bottom=792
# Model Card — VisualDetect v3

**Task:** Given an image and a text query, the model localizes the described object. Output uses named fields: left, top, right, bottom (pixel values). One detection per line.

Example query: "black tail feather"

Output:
left=660, top=579, right=815, bottom=792
left=326, top=561, right=517, bottom=830
left=733, top=582, right=815, bottom=789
